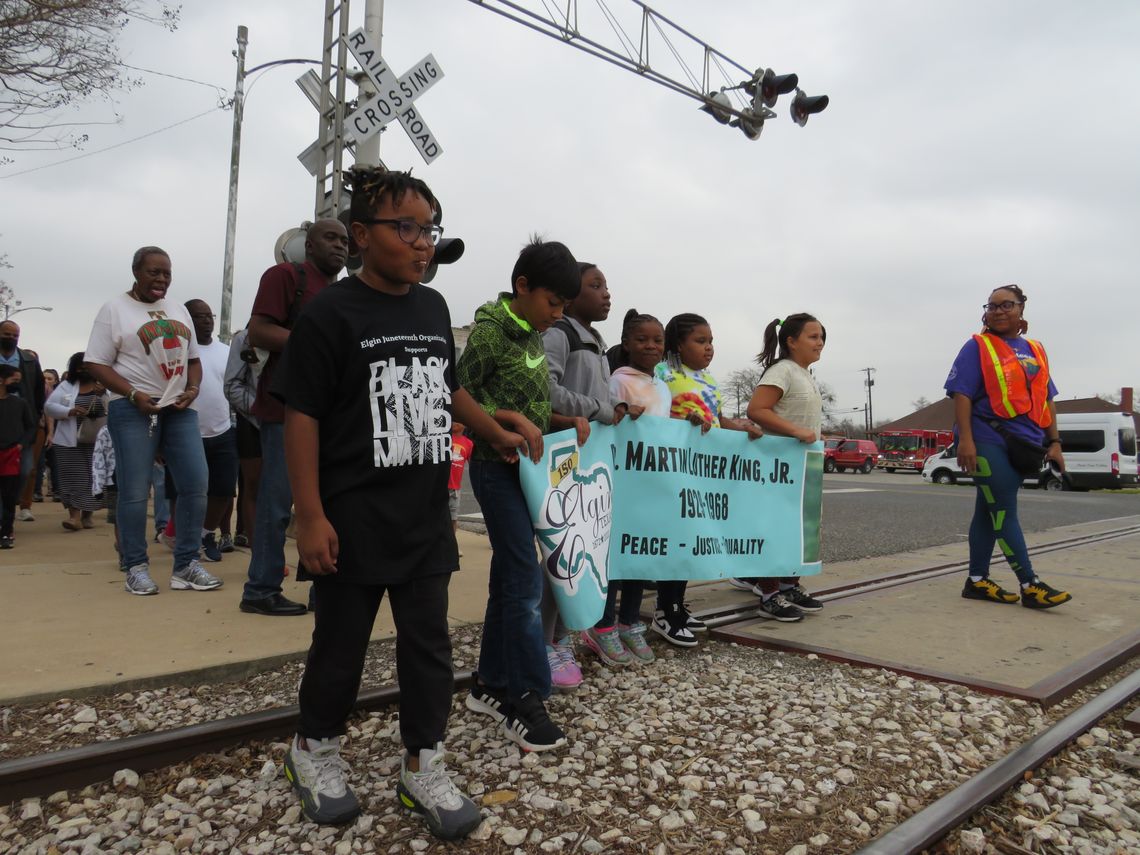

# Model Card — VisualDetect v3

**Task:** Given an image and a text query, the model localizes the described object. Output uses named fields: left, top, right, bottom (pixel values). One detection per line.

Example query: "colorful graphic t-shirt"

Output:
left=85, top=293, right=199, bottom=407
left=655, top=362, right=723, bottom=428
left=273, top=276, right=458, bottom=584
left=944, top=336, right=1058, bottom=445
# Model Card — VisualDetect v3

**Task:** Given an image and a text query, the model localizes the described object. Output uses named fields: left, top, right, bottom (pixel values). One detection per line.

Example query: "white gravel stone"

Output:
left=112, top=769, right=140, bottom=789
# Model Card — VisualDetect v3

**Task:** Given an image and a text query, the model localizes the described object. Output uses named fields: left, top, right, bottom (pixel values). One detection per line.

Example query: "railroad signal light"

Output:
left=730, top=109, right=765, bottom=141
left=745, top=68, right=799, bottom=109
left=700, top=90, right=734, bottom=124
left=791, top=88, right=829, bottom=127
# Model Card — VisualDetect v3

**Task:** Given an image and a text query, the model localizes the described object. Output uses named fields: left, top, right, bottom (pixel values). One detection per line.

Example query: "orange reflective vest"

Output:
left=973, top=333, right=1052, bottom=427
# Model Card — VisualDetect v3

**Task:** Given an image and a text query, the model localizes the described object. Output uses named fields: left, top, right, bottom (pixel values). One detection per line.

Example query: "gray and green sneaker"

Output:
left=617, top=622, right=656, bottom=664
left=124, top=564, right=158, bottom=596
left=171, top=559, right=223, bottom=591
left=284, top=735, right=361, bottom=825
left=581, top=626, right=633, bottom=667
left=397, top=743, right=482, bottom=840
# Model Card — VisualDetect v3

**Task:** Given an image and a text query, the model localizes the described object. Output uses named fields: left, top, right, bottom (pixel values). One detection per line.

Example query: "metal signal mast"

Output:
left=463, top=0, right=829, bottom=139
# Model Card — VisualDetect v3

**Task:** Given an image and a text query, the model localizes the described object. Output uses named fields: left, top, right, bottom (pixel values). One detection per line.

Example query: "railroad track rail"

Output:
left=697, top=523, right=1140, bottom=630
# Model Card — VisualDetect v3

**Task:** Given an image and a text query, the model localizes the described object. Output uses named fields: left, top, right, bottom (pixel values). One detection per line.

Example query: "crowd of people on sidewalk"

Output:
left=0, top=165, right=1074, bottom=842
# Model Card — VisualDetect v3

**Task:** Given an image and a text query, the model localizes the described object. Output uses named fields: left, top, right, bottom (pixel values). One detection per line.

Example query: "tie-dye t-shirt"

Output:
left=655, top=362, right=722, bottom=428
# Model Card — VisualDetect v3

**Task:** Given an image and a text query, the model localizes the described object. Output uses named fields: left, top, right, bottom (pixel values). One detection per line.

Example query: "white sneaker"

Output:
left=125, top=564, right=159, bottom=596
left=284, top=735, right=360, bottom=825
left=16, top=508, right=34, bottom=522
left=171, top=559, right=223, bottom=591
left=397, top=743, right=482, bottom=839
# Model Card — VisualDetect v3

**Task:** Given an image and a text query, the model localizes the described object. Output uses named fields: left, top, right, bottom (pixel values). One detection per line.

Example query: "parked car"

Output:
left=921, top=412, right=1138, bottom=491
left=828, top=438, right=880, bottom=473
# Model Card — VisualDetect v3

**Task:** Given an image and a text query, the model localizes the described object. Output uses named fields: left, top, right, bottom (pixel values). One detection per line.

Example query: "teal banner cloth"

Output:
left=519, top=415, right=823, bottom=630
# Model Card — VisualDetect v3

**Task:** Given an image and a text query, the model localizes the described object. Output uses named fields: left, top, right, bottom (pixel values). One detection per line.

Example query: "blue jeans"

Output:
left=969, top=441, right=1034, bottom=585
left=242, top=421, right=293, bottom=601
left=469, top=459, right=551, bottom=700
left=108, top=399, right=207, bottom=571
left=152, top=462, right=169, bottom=531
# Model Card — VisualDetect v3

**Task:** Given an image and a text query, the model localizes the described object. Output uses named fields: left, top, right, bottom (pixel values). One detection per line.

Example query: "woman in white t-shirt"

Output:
left=84, top=247, right=220, bottom=597
left=734, top=314, right=828, bottom=621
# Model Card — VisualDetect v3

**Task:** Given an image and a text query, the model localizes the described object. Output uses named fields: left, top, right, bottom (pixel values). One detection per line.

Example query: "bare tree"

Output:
left=724, top=366, right=764, bottom=417
left=0, top=1, right=180, bottom=158
left=911, top=395, right=932, bottom=411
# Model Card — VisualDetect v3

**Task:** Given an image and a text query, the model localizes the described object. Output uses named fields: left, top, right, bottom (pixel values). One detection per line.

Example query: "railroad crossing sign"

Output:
left=296, top=29, right=445, bottom=176
left=344, top=28, right=444, bottom=164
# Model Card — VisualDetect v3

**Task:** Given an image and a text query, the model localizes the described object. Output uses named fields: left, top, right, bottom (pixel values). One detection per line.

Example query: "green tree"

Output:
left=0, top=1, right=179, bottom=158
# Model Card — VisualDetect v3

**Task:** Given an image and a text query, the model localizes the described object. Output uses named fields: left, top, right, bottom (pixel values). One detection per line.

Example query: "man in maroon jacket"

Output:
left=239, top=219, right=349, bottom=615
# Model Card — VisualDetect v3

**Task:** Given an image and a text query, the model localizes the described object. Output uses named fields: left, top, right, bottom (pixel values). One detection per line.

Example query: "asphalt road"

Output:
left=458, top=468, right=1138, bottom=564
left=814, top=470, right=1138, bottom=562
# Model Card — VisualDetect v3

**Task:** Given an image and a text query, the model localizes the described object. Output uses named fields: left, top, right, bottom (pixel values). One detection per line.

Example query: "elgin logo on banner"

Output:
left=526, top=439, right=615, bottom=631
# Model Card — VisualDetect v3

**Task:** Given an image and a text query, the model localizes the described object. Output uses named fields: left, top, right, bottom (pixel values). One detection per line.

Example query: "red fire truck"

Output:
left=876, top=429, right=954, bottom=472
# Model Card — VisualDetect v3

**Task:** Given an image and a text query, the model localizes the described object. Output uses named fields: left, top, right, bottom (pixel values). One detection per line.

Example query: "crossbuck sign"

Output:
left=344, top=28, right=444, bottom=164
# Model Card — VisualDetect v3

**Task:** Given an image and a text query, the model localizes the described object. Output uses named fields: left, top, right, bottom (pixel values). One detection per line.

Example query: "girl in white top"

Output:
left=738, top=313, right=828, bottom=621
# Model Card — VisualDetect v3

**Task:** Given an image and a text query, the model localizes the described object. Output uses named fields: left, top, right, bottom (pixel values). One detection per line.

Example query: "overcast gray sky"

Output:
left=2, top=0, right=1138, bottom=423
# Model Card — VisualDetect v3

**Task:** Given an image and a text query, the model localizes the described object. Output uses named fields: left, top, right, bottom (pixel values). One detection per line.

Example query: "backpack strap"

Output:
left=283, top=263, right=309, bottom=330
left=552, top=317, right=588, bottom=352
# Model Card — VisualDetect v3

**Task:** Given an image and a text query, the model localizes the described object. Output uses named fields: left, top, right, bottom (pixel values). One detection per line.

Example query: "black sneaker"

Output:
left=650, top=607, right=698, bottom=647
left=681, top=603, right=708, bottom=632
left=780, top=584, right=823, bottom=613
left=1020, top=578, right=1072, bottom=610
left=502, top=691, right=567, bottom=752
left=0, top=536, right=12, bottom=549
left=200, top=532, right=223, bottom=562
left=218, top=533, right=235, bottom=553
left=465, top=679, right=509, bottom=724
left=234, top=533, right=250, bottom=548
left=962, top=577, right=1019, bottom=604
left=757, top=593, right=804, bottom=622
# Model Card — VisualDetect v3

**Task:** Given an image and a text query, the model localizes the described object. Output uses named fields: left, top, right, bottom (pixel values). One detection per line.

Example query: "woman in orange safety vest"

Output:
left=943, top=284, right=1071, bottom=610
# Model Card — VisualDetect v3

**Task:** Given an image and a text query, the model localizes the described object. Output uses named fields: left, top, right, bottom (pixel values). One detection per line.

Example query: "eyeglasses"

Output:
left=190, top=313, right=215, bottom=320
left=361, top=218, right=443, bottom=246
left=983, top=300, right=1022, bottom=313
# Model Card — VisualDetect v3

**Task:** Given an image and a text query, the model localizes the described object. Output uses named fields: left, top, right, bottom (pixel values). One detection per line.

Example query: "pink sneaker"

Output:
left=547, top=637, right=582, bottom=691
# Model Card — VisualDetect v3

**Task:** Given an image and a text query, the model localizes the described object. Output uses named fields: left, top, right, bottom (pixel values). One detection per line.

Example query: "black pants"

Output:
left=298, top=573, right=454, bottom=753
left=0, top=474, right=18, bottom=538
left=656, top=579, right=687, bottom=612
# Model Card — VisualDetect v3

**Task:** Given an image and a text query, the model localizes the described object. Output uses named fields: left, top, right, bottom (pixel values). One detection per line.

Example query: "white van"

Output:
left=1050, top=411, right=1138, bottom=491
left=921, top=411, right=1138, bottom=491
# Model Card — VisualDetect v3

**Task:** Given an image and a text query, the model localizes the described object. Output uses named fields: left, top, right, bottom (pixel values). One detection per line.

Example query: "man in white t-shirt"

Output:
left=184, top=300, right=239, bottom=562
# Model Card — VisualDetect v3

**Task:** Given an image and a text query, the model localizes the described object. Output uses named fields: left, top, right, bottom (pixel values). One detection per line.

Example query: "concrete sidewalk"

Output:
left=0, top=500, right=495, bottom=704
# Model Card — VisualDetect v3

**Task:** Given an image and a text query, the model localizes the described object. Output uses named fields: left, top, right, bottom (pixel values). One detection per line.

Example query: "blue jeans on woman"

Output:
left=969, top=441, right=1035, bottom=585
left=108, top=399, right=207, bottom=572
left=469, top=459, right=552, bottom=701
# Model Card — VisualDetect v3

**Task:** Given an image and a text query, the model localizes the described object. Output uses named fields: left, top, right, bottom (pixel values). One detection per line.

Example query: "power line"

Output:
left=121, top=63, right=229, bottom=97
left=0, top=106, right=225, bottom=180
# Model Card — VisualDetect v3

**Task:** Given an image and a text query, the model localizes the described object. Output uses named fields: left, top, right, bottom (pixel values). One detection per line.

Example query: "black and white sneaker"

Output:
left=757, top=593, right=804, bottom=622
left=465, top=679, right=508, bottom=724
left=780, top=584, right=823, bottom=613
left=502, top=691, right=567, bottom=752
left=681, top=603, right=708, bottom=632
left=650, top=607, right=698, bottom=647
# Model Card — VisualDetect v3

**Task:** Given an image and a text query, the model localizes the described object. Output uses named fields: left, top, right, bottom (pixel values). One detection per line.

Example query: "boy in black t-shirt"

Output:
left=275, top=168, right=537, bottom=840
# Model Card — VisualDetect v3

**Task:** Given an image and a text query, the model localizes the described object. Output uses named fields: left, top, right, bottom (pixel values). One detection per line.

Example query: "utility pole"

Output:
left=219, top=25, right=248, bottom=342
left=861, top=367, right=876, bottom=437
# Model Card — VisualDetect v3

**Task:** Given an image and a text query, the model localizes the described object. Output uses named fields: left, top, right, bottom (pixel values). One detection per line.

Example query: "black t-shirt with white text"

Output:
left=272, top=276, right=458, bottom=584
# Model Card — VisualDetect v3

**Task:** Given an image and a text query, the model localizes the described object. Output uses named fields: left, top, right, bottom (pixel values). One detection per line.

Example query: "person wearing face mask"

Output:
left=0, top=364, right=36, bottom=548
left=0, top=320, right=45, bottom=524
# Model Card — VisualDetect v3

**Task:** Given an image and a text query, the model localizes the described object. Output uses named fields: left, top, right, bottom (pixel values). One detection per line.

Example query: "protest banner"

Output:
left=518, top=415, right=823, bottom=629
